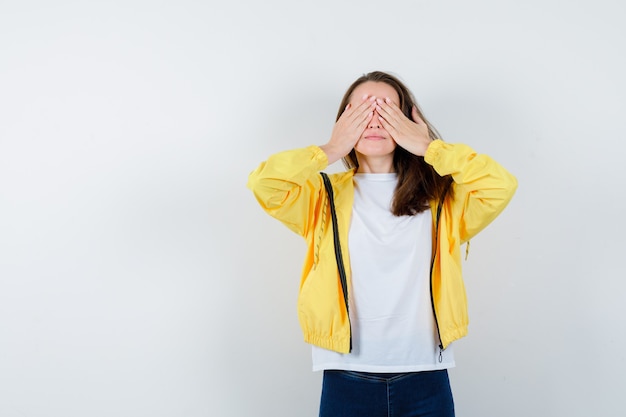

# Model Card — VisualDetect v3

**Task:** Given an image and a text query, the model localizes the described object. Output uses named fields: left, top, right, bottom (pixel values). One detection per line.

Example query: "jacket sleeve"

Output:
left=425, top=140, right=518, bottom=243
left=247, top=146, right=329, bottom=237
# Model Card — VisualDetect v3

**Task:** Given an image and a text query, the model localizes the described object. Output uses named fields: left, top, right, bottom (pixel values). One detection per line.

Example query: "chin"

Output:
left=355, top=143, right=397, bottom=157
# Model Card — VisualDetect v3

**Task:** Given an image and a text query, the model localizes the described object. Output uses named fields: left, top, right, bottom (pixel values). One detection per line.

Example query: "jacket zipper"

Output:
left=321, top=173, right=352, bottom=352
left=430, top=183, right=450, bottom=362
left=333, top=221, right=352, bottom=352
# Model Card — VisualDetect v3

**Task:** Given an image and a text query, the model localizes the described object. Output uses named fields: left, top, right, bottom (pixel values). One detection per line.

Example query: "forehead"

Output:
left=350, top=81, right=400, bottom=102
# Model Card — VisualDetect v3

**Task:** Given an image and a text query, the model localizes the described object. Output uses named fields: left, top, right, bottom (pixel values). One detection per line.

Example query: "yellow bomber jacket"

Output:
left=247, top=140, right=517, bottom=353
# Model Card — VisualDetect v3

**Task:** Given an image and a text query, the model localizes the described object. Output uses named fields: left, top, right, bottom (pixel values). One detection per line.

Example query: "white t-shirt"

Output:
left=312, top=173, right=454, bottom=372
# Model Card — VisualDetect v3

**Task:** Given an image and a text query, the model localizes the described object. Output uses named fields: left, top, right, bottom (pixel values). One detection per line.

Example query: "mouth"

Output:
left=363, top=135, right=385, bottom=141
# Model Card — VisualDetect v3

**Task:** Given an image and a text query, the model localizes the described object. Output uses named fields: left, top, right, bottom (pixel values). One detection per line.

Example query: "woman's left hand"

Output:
left=375, top=98, right=432, bottom=156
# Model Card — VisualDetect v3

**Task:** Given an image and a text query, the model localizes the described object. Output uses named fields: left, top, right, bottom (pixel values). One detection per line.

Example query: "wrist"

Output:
left=319, top=143, right=345, bottom=165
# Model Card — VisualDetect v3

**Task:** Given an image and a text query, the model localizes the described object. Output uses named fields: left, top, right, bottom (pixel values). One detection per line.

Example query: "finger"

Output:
left=375, top=98, right=403, bottom=124
left=339, top=95, right=368, bottom=120
left=385, top=97, right=408, bottom=121
left=341, top=95, right=369, bottom=120
left=355, top=110, right=374, bottom=132
left=349, top=97, right=377, bottom=124
left=376, top=114, right=397, bottom=137
left=354, top=94, right=374, bottom=111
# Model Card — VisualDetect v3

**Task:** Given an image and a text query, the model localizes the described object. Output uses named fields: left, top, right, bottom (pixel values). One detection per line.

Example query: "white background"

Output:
left=1, top=0, right=625, bottom=416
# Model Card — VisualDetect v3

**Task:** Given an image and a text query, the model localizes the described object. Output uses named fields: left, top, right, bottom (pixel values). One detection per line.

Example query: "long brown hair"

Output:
left=337, top=71, right=452, bottom=216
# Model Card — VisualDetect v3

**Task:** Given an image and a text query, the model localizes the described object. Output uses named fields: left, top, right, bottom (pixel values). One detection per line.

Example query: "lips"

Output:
left=364, top=135, right=385, bottom=140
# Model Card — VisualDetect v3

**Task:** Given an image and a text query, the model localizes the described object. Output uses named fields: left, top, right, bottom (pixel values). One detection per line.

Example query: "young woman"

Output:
left=247, top=71, right=517, bottom=417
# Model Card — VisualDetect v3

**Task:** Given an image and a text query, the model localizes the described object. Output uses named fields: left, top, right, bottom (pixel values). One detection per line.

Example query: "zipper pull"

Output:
left=439, top=348, right=443, bottom=363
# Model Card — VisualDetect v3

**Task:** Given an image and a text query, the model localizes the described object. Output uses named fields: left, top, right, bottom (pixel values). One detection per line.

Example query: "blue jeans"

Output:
left=319, top=369, right=455, bottom=417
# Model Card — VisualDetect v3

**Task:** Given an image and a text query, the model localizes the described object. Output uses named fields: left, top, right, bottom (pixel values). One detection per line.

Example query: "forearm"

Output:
left=248, top=146, right=328, bottom=193
left=247, top=146, right=328, bottom=235
left=425, top=140, right=516, bottom=189
left=425, top=140, right=518, bottom=240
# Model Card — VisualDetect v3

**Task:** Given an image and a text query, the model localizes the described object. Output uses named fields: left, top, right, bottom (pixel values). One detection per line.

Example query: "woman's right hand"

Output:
left=320, top=95, right=376, bottom=164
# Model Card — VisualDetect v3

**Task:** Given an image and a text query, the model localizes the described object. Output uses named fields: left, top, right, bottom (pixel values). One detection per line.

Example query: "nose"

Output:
left=368, top=108, right=382, bottom=129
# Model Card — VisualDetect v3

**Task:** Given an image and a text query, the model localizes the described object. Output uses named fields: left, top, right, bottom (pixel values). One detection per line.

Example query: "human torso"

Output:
left=312, top=173, right=455, bottom=372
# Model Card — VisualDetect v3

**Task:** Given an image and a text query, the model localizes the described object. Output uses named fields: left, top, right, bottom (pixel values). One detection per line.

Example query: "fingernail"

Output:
left=385, top=97, right=391, bottom=103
